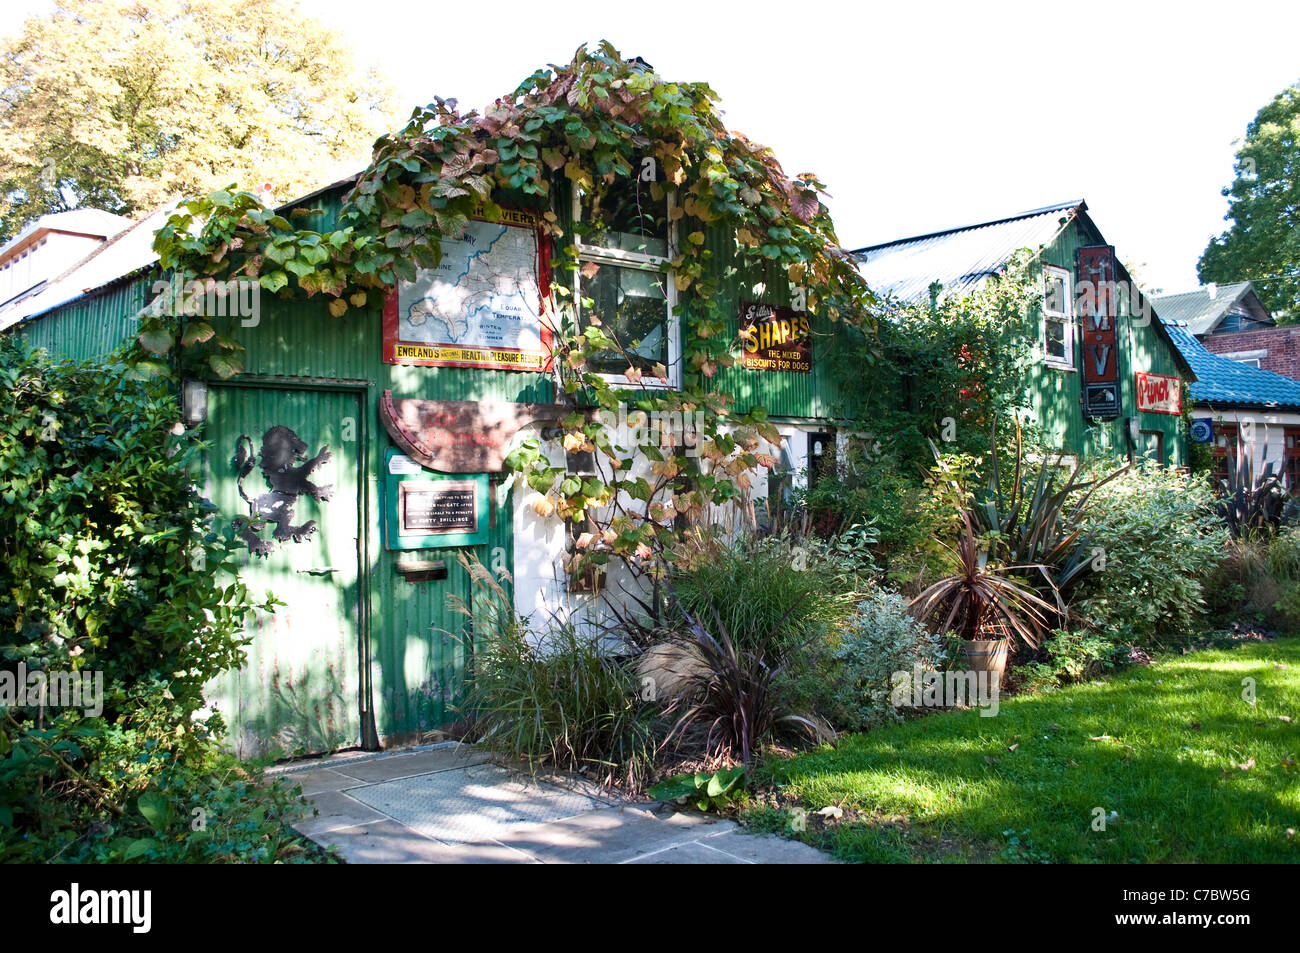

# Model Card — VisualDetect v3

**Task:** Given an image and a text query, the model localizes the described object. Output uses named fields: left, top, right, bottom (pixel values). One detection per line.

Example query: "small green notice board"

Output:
left=383, top=450, right=489, bottom=550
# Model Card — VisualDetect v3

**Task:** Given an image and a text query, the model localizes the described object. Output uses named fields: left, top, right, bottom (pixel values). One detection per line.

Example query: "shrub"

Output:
left=797, top=449, right=950, bottom=583
left=1074, top=462, right=1226, bottom=646
left=824, top=589, right=945, bottom=732
left=454, top=556, right=655, bottom=789
left=659, top=596, right=833, bottom=767
left=670, top=534, right=859, bottom=660
left=1215, top=450, right=1297, bottom=540
left=1204, top=529, right=1300, bottom=628
left=1016, top=629, right=1124, bottom=693
left=0, top=341, right=303, bottom=862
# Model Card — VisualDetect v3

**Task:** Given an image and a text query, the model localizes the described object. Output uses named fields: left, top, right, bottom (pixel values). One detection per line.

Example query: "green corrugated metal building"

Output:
left=855, top=200, right=1196, bottom=465
left=2, top=167, right=1195, bottom=762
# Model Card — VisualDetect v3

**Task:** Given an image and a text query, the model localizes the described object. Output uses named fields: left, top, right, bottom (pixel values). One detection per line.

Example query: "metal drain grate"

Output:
left=345, top=764, right=609, bottom=844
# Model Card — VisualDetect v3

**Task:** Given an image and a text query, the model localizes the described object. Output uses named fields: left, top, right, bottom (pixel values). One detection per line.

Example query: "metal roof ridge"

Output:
left=849, top=199, right=1085, bottom=255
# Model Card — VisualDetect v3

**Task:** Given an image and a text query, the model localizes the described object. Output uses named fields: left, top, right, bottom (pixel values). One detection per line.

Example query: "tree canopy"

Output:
left=0, top=0, right=395, bottom=241
left=1198, top=79, right=1300, bottom=321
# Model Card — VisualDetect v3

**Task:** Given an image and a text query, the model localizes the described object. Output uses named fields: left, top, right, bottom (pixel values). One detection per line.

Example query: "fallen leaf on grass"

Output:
left=1008, top=743, right=1019, bottom=752
left=1188, top=722, right=1202, bottom=730
left=1237, top=758, right=1256, bottom=771
left=817, top=805, right=843, bottom=819
left=1279, top=716, right=1292, bottom=723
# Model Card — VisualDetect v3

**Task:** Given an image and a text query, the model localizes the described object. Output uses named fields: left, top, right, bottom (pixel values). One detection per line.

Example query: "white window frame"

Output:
left=572, top=187, right=680, bottom=389
left=1041, top=264, right=1075, bottom=369
left=1221, top=349, right=1266, bottom=368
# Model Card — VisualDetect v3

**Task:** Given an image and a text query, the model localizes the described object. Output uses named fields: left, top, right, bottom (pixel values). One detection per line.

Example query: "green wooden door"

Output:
left=203, top=384, right=366, bottom=758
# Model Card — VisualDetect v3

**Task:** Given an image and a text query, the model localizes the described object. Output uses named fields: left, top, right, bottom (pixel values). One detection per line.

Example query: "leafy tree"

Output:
left=1198, top=79, right=1300, bottom=321
left=0, top=0, right=395, bottom=241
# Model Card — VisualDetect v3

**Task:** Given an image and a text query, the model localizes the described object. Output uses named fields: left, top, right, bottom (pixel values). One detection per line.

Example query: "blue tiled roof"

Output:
left=1160, top=318, right=1300, bottom=410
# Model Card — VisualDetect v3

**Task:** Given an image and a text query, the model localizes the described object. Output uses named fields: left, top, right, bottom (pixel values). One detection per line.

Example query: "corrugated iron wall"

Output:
left=703, top=224, right=858, bottom=422
left=1037, top=221, right=1187, bottom=465
left=18, top=274, right=154, bottom=360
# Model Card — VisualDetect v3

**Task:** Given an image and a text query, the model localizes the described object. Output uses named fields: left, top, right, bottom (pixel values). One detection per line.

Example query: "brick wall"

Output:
left=1201, top=326, right=1300, bottom=381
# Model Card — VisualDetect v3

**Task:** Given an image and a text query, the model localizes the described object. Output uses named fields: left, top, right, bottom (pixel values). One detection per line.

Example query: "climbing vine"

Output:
left=140, top=41, right=875, bottom=574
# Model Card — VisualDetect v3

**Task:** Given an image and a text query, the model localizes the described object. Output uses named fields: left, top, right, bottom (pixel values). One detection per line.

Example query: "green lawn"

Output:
left=750, top=637, right=1300, bottom=863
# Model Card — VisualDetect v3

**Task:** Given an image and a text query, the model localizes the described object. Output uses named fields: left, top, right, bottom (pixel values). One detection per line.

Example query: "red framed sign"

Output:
left=382, top=207, right=553, bottom=371
left=1077, top=244, right=1121, bottom=420
left=1136, top=371, right=1182, bottom=415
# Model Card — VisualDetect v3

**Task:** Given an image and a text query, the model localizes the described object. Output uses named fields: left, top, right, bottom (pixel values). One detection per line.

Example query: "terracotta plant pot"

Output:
left=961, top=638, right=1009, bottom=678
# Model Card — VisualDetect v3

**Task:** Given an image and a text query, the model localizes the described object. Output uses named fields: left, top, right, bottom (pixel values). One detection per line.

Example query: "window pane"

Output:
left=581, top=262, right=668, bottom=374
left=1044, top=273, right=1067, bottom=315
left=584, top=178, right=668, bottom=258
left=1044, top=316, right=1066, bottom=360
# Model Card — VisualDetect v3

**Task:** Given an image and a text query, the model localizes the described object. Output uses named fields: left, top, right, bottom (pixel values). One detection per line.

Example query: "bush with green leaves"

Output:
left=1016, top=629, right=1125, bottom=693
left=796, top=448, right=949, bottom=584
left=823, top=589, right=946, bottom=732
left=0, top=341, right=308, bottom=862
left=1204, top=528, right=1300, bottom=629
left=1074, top=462, right=1226, bottom=646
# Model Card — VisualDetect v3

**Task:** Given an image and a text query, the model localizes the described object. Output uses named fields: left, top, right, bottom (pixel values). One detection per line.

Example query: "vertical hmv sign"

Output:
left=1077, top=244, right=1120, bottom=420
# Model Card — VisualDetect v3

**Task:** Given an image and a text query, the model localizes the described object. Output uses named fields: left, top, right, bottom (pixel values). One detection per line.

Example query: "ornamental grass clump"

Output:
left=452, top=554, right=656, bottom=790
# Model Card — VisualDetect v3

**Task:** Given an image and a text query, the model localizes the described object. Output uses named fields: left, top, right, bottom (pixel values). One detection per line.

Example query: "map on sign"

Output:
left=386, top=214, right=549, bottom=371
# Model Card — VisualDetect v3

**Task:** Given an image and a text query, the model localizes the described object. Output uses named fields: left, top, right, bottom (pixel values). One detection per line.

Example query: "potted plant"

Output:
left=909, top=513, right=1057, bottom=677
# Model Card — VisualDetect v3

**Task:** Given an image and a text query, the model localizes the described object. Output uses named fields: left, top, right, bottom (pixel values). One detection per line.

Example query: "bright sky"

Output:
left=5, top=0, right=1299, bottom=294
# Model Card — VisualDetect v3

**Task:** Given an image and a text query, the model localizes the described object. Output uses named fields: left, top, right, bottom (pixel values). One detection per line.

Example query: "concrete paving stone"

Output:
left=320, top=819, right=537, bottom=865
left=625, top=840, right=748, bottom=864
left=697, top=827, right=840, bottom=864
left=345, top=763, right=607, bottom=843
left=328, top=745, right=490, bottom=783
left=289, top=790, right=392, bottom=838
left=495, top=804, right=731, bottom=864
left=281, top=767, right=364, bottom=797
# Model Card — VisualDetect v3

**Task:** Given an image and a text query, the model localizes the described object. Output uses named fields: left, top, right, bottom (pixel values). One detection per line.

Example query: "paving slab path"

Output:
left=269, top=742, right=835, bottom=864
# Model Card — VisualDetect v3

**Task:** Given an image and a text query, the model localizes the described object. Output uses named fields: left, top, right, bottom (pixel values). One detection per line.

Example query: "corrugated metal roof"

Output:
left=0, top=208, right=134, bottom=261
left=1161, top=317, right=1300, bottom=410
left=1150, top=282, right=1266, bottom=336
left=0, top=204, right=175, bottom=332
left=852, top=200, right=1084, bottom=301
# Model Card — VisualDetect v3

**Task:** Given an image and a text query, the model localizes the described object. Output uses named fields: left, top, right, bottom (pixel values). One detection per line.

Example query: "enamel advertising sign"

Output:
left=1136, top=372, right=1182, bottom=415
left=738, top=302, right=811, bottom=373
left=1077, top=245, right=1121, bottom=420
left=382, top=208, right=552, bottom=370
